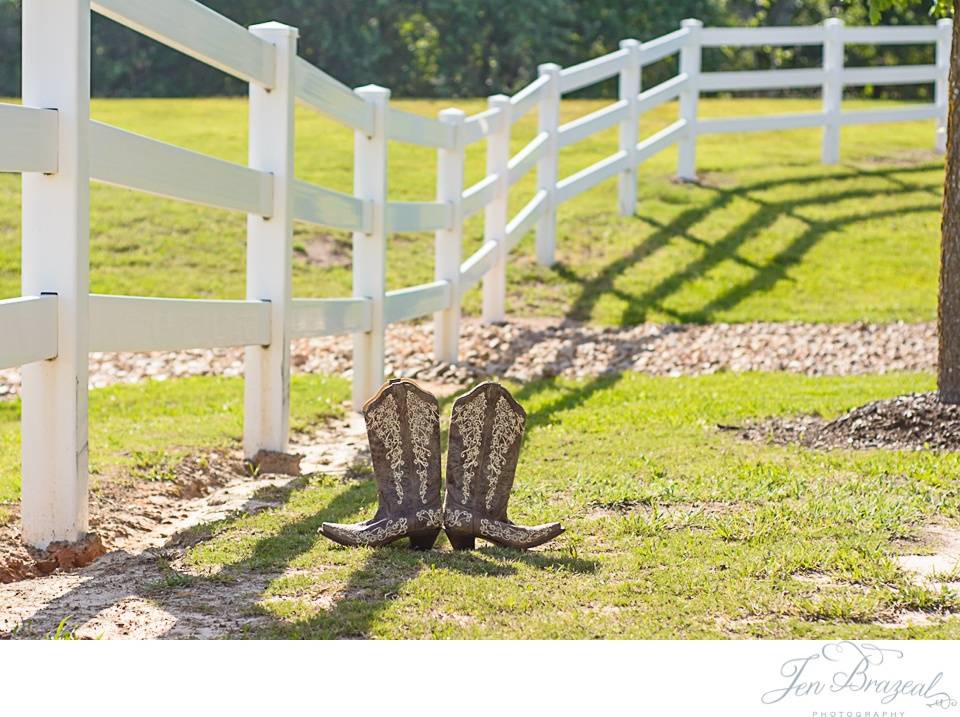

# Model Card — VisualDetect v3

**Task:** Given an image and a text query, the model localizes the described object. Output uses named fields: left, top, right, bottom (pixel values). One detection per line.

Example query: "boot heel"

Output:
left=446, top=531, right=475, bottom=550
left=409, top=529, right=440, bottom=551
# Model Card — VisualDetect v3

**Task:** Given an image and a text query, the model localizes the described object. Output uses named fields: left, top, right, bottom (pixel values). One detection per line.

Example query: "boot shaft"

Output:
left=445, top=382, right=526, bottom=519
left=363, top=379, right=442, bottom=516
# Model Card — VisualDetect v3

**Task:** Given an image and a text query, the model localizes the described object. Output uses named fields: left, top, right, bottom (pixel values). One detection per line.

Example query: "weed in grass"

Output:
left=130, top=449, right=177, bottom=482
left=144, top=557, right=199, bottom=594
left=45, top=616, right=82, bottom=640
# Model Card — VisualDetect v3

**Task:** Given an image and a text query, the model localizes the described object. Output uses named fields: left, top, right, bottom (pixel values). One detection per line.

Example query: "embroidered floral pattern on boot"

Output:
left=443, top=382, right=563, bottom=550
left=366, top=392, right=405, bottom=505
left=455, top=391, right=487, bottom=503
left=408, top=391, right=439, bottom=504
left=319, top=379, right=443, bottom=549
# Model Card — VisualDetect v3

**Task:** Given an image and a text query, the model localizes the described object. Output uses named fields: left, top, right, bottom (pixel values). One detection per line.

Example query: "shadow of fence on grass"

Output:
left=556, top=162, right=942, bottom=325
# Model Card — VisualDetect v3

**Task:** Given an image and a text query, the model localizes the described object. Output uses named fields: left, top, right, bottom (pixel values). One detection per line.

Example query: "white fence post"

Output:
left=482, top=94, right=511, bottom=324
left=20, top=0, right=91, bottom=548
left=434, top=108, right=465, bottom=364
left=536, top=63, right=561, bottom=266
left=244, top=22, right=297, bottom=459
left=618, top=39, right=642, bottom=216
left=677, top=18, right=702, bottom=181
left=936, top=18, right=952, bottom=155
left=352, top=85, right=390, bottom=409
left=821, top=18, right=844, bottom=165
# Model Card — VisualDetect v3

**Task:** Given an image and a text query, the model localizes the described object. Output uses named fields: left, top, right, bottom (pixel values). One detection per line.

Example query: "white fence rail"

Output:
left=2, top=0, right=951, bottom=546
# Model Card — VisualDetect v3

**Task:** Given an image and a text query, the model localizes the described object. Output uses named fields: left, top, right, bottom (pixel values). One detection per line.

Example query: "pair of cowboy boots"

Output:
left=319, top=379, right=563, bottom=551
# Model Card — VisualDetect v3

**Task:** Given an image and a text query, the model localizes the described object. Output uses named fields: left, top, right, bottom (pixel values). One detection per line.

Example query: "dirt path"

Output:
left=0, top=415, right=366, bottom=639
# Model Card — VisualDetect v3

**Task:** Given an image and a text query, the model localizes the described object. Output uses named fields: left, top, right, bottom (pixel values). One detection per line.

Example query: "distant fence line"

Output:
left=0, top=0, right=951, bottom=547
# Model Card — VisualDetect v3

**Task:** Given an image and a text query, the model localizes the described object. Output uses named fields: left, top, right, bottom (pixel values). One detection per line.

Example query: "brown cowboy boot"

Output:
left=443, top=382, right=563, bottom=550
left=319, top=379, right=443, bottom=549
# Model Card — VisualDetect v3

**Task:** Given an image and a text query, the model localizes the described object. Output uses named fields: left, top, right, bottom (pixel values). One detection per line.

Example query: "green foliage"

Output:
left=0, top=0, right=946, bottom=98
left=863, top=0, right=951, bottom=24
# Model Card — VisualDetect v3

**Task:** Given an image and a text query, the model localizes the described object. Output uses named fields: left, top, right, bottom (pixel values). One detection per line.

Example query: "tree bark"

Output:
left=938, top=9, right=960, bottom=402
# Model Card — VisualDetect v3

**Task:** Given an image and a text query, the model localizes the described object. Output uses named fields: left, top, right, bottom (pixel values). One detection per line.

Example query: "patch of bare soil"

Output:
left=0, top=414, right=367, bottom=639
left=875, top=522, right=960, bottom=628
left=897, top=522, right=960, bottom=590
left=735, top=392, right=960, bottom=451
left=293, top=232, right=352, bottom=268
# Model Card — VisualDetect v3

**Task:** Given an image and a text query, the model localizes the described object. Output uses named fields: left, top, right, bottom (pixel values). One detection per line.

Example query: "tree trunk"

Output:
left=938, top=10, right=960, bottom=402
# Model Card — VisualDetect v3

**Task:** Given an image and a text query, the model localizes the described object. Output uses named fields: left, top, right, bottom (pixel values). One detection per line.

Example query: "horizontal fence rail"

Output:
left=558, top=101, right=628, bottom=149
left=293, top=180, right=372, bottom=232
left=90, top=121, right=274, bottom=215
left=290, top=297, right=372, bottom=338
left=294, top=57, right=374, bottom=133
left=556, top=150, right=630, bottom=204
left=89, top=295, right=272, bottom=353
left=387, top=107, right=457, bottom=149
left=462, top=107, right=505, bottom=145
left=641, top=27, right=691, bottom=64
left=384, top=281, right=452, bottom=325
left=0, top=296, right=58, bottom=370
left=460, top=240, right=498, bottom=289
left=3, top=1, right=952, bottom=547
left=700, top=26, right=826, bottom=47
left=0, top=104, right=58, bottom=172
left=387, top=200, right=453, bottom=233
left=559, top=48, right=629, bottom=94
left=92, top=0, right=276, bottom=86
left=699, top=68, right=825, bottom=92
left=698, top=112, right=824, bottom=134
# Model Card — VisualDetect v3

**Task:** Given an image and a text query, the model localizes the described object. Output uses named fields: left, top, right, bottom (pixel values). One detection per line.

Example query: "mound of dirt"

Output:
left=736, top=392, right=960, bottom=451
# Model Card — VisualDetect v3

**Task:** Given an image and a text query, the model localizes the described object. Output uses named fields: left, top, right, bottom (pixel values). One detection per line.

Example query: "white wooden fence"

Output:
left=0, top=0, right=952, bottom=547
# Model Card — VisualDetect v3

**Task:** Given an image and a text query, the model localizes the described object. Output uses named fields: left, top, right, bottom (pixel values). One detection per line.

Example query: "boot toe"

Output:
left=318, top=517, right=410, bottom=548
left=319, top=522, right=359, bottom=547
left=522, top=522, right=564, bottom=549
left=478, top=518, right=564, bottom=549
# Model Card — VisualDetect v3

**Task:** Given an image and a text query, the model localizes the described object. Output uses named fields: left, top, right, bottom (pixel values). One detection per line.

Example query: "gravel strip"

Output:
left=0, top=319, right=936, bottom=398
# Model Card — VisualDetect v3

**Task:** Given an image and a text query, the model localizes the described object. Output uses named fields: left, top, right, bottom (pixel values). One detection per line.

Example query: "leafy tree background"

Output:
left=0, top=0, right=943, bottom=98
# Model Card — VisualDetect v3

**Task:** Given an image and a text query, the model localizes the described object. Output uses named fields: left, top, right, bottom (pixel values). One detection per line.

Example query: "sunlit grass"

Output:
left=177, top=370, right=960, bottom=638
left=0, top=96, right=943, bottom=324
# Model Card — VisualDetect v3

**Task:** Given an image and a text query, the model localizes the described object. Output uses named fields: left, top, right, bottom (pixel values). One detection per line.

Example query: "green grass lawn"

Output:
left=0, top=96, right=953, bottom=637
left=170, top=370, right=960, bottom=638
left=0, top=96, right=944, bottom=324
left=5, top=370, right=960, bottom=637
